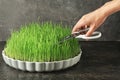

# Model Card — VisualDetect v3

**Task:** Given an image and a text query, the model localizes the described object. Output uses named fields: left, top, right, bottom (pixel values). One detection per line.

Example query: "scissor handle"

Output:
left=75, top=31, right=102, bottom=40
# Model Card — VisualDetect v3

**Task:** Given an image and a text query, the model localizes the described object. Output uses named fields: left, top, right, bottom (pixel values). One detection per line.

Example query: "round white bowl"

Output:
left=2, top=50, right=82, bottom=72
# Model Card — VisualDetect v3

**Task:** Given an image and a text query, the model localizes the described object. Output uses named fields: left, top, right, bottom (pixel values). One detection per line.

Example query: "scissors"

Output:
left=59, top=28, right=102, bottom=44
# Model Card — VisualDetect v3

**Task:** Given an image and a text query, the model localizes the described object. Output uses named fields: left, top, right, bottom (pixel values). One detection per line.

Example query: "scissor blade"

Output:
left=58, top=34, right=74, bottom=44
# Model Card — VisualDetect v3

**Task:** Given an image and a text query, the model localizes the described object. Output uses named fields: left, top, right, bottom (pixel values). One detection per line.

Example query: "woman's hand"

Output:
left=72, top=9, right=107, bottom=37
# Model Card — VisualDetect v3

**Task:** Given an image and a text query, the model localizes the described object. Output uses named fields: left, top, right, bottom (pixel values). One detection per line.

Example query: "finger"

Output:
left=72, top=21, right=86, bottom=33
left=85, top=24, right=96, bottom=37
left=83, top=25, right=88, bottom=34
left=85, top=25, right=88, bottom=29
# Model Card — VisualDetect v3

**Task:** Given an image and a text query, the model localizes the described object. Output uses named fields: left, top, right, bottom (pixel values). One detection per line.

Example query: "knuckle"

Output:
left=82, top=15, right=87, bottom=19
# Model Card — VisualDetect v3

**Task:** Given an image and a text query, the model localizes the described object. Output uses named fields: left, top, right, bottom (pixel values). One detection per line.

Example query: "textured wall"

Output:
left=0, top=0, right=120, bottom=41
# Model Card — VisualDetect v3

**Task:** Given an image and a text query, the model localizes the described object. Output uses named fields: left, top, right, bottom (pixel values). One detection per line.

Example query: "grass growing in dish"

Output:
left=4, top=22, right=80, bottom=62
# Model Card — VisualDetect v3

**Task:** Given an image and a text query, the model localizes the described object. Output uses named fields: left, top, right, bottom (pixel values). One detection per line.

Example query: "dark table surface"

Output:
left=0, top=41, right=120, bottom=80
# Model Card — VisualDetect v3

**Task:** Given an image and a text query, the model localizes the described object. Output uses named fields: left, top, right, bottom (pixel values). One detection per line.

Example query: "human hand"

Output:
left=72, top=9, right=108, bottom=37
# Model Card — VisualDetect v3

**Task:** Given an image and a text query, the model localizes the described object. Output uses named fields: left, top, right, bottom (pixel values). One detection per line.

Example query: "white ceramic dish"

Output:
left=2, top=50, right=82, bottom=72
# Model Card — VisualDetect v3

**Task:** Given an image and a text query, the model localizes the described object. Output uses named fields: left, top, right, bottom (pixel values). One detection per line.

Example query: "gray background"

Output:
left=0, top=0, right=120, bottom=41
